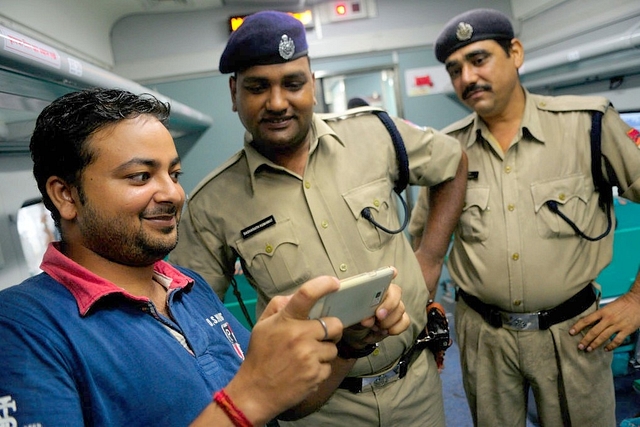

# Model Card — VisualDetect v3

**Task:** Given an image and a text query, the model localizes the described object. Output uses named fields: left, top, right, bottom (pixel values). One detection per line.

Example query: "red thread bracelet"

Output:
left=213, top=389, right=253, bottom=427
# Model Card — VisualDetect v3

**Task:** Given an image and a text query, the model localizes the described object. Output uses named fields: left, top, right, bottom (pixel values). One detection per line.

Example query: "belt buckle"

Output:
left=501, top=312, right=540, bottom=331
left=361, top=365, right=400, bottom=392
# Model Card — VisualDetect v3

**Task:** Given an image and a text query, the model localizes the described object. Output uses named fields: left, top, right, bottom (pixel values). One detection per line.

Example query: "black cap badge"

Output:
left=456, top=22, right=473, bottom=41
left=279, top=34, right=295, bottom=60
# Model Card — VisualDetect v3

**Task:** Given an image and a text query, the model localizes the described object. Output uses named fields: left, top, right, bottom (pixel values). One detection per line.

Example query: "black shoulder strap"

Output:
left=546, top=110, right=613, bottom=241
left=371, top=110, right=410, bottom=194
left=590, top=110, right=613, bottom=210
left=359, top=110, right=409, bottom=235
left=230, top=275, right=254, bottom=328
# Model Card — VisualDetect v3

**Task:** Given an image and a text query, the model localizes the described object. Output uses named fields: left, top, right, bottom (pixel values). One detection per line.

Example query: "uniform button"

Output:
left=508, top=204, right=515, bottom=211
left=304, top=181, right=311, bottom=189
left=321, top=220, right=329, bottom=228
left=265, top=244, right=273, bottom=253
left=372, top=347, right=380, bottom=356
left=373, top=199, right=380, bottom=208
left=339, top=264, right=348, bottom=272
left=505, top=166, right=512, bottom=173
left=539, top=101, right=547, bottom=107
left=513, top=300, right=522, bottom=306
left=558, top=193, right=566, bottom=201
left=512, top=253, right=520, bottom=261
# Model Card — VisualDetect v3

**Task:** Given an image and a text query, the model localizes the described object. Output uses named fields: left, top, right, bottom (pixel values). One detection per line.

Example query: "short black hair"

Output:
left=30, top=88, right=171, bottom=227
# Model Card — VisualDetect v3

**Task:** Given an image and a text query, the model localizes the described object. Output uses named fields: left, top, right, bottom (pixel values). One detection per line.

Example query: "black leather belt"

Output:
left=457, top=285, right=596, bottom=331
left=338, top=363, right=402, bottom=393
left=338, top=334, right=429, bottom=394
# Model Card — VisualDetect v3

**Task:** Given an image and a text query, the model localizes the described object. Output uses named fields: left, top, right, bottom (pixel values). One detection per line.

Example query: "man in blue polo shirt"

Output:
left=0, top=88, right=409, bottom=426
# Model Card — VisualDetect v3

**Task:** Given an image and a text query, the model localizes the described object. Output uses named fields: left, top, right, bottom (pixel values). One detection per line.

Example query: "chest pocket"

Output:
left=458, top=186, right=491, bottom=242
left=343, top=178, right=396, bottom=251
left=531, top=174, right=590, bottom=238
left=236, top=218, right=311, bottom=294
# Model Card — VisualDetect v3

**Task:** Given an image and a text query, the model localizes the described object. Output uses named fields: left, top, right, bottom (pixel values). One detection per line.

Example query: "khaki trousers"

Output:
left=455, top=298, right=615, bottom=427
left=279, top=350, right=445, bottom=427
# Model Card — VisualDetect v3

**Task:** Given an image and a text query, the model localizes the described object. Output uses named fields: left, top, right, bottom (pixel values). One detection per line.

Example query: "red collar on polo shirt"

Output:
left=40, top=242, right=192, bottom=316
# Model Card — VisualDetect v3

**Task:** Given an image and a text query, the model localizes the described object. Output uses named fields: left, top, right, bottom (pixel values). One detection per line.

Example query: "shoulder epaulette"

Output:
left=188, top=150, right=245, bottom=199
left=534, top=95, right=609, bottom=114
left=317, top=106, right=385, bottom=122
left=441, top=113, right=475, bottom=134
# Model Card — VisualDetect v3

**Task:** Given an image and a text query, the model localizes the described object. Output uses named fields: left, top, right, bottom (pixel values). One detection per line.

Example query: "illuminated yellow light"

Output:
left=291, top=10, right=313, bottom=26
left=230, top=16, right=244, bottom=31
left=335, top=4, right=347, bottom=15
left=230, top=10, right=314, bottom=32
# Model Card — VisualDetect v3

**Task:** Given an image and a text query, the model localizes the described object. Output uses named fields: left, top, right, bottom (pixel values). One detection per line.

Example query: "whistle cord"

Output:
left=361, top=192, right=410, bottom=235
left=545, top=200, right=612, bottom=242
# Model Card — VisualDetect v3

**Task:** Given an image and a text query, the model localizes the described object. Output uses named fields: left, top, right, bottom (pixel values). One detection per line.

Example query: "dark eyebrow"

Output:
left=242, top=76, right=269, bottom=85
left=282, top=71, right=308, bottom=80
left=445, top=49, right=491, bottom=71
left=463, top=49, right=490, bottom=60
left=115, top=156, right=181, bottom=172
left=242, top=71, right=308, bottom=84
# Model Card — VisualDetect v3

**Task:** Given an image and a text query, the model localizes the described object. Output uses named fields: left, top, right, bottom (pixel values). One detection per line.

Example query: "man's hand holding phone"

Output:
left=310, top=266, right=410, bottom=357
left=342, top=285, right=409, bottom=350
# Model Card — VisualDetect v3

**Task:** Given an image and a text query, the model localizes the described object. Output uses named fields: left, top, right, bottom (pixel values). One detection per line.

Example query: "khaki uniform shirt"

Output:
left=171, top=109, right=461, bottom=376
left=409, top=90, right=640, bottom=313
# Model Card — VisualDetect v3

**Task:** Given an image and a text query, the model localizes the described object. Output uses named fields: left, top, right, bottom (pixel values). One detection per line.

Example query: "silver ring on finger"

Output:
left=316, top=318, right=329, bottom=341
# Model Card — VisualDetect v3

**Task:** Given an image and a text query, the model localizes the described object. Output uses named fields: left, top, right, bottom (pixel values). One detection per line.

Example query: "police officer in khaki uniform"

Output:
left=409, top=8, right=640, bottom=427
left=170, top=10, right=468, bottom=427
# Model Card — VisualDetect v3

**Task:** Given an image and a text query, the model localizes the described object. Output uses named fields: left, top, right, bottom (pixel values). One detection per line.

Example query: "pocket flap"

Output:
left=530, top=174, right=587, bottom=213
left=463, top=186, right=490, bottom=211
left=342, top=178, right=391, bottom=219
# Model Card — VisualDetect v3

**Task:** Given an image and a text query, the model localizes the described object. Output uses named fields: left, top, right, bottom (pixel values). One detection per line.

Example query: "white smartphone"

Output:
left=308, top=266, right=395, bottom=327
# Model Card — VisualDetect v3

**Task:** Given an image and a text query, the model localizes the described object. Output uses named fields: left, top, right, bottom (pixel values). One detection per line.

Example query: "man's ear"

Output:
left=311, top=72, right=317, bottom=105
left=511, top=38, right=525, bottom=69
left=229, top=75, right=238, bottom=112
left=46, top=176, right=78, bottom=221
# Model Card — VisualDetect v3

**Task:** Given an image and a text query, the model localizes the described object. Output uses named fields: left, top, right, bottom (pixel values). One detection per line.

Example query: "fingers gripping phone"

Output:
left=308, top=266, right=395, bottom=327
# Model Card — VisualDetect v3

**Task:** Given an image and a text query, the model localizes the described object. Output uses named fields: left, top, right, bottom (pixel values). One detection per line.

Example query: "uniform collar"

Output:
left=41, top=242, right=193, bottom=316
left=468, top=88, right=545, bottom=148
left=520, top=90, right=546, bottom=144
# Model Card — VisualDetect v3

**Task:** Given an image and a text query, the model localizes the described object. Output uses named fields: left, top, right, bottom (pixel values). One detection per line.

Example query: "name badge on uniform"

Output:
left=241, top=215, right=276, bottom=239
left=468, top=171, right=479, bottom=180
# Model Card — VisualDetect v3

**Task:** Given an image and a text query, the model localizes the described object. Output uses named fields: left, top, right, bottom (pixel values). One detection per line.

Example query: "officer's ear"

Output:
left=510, top=38, right=525, bottom=69
left=229, top=75, right=238, bottom=112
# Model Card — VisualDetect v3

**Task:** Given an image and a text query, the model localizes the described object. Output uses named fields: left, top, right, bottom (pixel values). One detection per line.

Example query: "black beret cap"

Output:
left=219, top=10, right=308, bottom=74
left=434, top=8, right=514, bottom=63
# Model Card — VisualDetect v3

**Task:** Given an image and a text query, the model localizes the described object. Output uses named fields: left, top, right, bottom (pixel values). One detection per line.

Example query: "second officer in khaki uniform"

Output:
left=170, top=10, right=468, bottom=427
left=409, top=8, right=640, bottom=427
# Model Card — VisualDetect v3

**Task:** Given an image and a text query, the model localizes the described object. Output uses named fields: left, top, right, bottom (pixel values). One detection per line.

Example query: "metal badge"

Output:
left=456, top=22, right=473, bottom=41
left=279, top=34, right=295, bottom=60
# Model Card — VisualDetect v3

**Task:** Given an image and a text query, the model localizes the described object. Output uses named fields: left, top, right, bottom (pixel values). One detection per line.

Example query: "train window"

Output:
left=619, top=110, right=640, bottom=129
left=316, top=68, right=400, bottom=116
left=16, top=197, right=57, bottom=276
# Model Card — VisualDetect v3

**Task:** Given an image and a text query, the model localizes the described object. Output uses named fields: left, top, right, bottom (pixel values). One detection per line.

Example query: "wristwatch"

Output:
left=336, top=340, right=378, bottom=359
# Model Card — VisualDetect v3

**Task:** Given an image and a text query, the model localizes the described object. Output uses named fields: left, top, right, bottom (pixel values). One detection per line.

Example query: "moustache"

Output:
left=462, top=84, right=492, bottom=100
left=143, top=206, right=179, bottom=217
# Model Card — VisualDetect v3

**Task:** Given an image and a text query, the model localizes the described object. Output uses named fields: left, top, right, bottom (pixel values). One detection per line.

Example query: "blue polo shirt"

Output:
left=0, top=243, right=250, bottom=426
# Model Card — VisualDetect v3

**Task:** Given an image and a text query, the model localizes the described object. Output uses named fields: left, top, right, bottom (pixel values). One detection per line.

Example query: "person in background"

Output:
left=0, top=87, right=410, bottom=427
left=409, top=8, right=640, bottom=426
left=347, top=96, right=370, bottom=109
left=170, top=10, right=467, bottom=427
